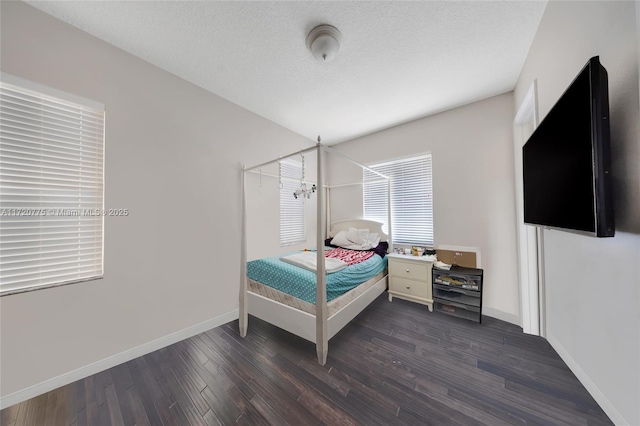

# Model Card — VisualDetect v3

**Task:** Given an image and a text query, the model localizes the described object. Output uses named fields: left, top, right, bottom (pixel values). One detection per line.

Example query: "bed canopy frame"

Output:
left=240, top=141, right=391, bottom=365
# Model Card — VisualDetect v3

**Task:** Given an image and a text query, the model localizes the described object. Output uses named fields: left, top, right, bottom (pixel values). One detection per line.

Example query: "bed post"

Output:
left=239, top=164, right=248, bottom=337
left=316, top=142, right=328, bottom=365
left=387, top=178, right=392, bottom=253
left=326, top=186, right=331, bottom=239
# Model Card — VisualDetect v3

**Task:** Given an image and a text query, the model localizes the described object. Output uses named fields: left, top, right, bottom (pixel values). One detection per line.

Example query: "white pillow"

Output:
left=331, top=229, right=378, bottom=250
left=330, top=230, right=354, bottom=247
left=359, top=228, right=370, bottom=243
left=367, top=232, right=380, bottom=247
left=347, top=227, right=369, bottom=245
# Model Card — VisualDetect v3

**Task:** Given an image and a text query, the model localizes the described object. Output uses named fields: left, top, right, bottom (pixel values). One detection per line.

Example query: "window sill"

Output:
left=0, top=276, right=104, bottom=297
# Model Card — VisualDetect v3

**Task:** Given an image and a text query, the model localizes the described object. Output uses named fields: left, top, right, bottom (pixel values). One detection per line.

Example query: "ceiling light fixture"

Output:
left=306, top=24, right=342, bottom=62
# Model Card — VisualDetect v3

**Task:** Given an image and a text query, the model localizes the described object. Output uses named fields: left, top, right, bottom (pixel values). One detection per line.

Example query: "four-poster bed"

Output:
left=240, top=142, right=392, bottom=365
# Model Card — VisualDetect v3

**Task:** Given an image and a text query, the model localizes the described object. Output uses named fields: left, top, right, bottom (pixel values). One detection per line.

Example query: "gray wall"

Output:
left=0, top=1, right=312, bottom=398
left=329, top=93, right=520, bottom=324
left=514, top=1, right=640, bottom=424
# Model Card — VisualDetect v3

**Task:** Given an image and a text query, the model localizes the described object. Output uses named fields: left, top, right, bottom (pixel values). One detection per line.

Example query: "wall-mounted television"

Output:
left=522, top=56, right=614, bottom=237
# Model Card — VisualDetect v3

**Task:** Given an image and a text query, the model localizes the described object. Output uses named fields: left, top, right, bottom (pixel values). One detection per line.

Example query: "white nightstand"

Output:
left=387, top=253, right=434, bottom=311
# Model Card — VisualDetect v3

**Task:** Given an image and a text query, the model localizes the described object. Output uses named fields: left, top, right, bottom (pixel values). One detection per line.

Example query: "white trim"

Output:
left=546, top=333, right=624, bottom=425
left=436, top=245, right=482, bottom=268
left=536, top=227, right=546, bottom=338
left=0, top=309, right=239, bottom=410
left=0, top=72, right=105, bottom=111
left=514, top=80, right=538, bottom=125
left=513, top=80, right=541, bottom=337
left=482, top=307, right=520, bottom=326
left=637, top=1, right=640, bottom=109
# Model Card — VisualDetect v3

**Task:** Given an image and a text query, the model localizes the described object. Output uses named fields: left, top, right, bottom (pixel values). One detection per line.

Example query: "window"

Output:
left=279, top=159, right=305, bottom=246
left=0, top=75, right=105, bottom=295
left=364, top=154, right=434, bottom=246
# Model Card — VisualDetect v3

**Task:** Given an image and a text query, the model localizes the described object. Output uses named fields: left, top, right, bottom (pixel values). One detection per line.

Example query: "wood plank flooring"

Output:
left=1, top=294, right=613, bottom=425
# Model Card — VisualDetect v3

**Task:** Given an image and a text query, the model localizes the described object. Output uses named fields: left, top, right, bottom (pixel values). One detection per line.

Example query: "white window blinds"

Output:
left=0, top=78, right=105, bottom=295
left=364, top=154, right=434, bottom=246
left=279, top=159, right=306, bottom=247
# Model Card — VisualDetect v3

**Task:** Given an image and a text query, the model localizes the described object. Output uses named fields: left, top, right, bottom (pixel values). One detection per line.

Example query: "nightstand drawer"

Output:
left=389, top=260, right=429, bottom=281
left=389, top=277, right=428, bottom=299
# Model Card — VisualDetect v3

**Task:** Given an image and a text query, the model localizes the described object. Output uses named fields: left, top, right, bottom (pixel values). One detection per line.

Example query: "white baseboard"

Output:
left=482, top=307, right=520, bottom=326
left=0, top=309, right=239, bottom=410
left=546, top=332, right=625, bottom=425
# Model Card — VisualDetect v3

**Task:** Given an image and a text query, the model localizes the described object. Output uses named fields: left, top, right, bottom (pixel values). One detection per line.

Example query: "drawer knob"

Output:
left=405, top=269, right=410, bottom=273
left=406, top=285, right=411, bottom=289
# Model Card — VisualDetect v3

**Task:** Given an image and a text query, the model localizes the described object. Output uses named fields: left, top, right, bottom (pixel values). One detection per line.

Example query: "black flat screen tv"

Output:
left=522, top=56, right=614, bottom=237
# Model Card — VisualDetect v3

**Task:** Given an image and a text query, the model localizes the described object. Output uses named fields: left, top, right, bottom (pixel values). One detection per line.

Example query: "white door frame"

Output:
left=637, top=2, right=640, bottom=107
left=513, top=81, right=544, bottom=336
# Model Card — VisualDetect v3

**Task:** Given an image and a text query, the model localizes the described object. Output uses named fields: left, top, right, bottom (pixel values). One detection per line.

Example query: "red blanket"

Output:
left=325, top=247, right=375, bottom=266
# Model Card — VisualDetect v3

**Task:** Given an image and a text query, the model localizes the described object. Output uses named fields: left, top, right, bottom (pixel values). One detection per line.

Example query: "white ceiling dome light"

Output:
left=306, top=25, right=342, bottom=62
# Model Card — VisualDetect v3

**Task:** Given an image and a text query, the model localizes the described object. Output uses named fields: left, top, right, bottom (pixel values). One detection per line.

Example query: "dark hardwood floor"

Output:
left=1, top=294, right=612, bottom=425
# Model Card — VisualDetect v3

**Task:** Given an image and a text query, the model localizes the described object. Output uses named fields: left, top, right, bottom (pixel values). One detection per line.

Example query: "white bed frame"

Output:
left=239, top=143, right=392, bottom=365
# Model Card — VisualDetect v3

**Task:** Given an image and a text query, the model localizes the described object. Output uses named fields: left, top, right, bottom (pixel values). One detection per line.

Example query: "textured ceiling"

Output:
left=26, top=1, right=547, bottom=144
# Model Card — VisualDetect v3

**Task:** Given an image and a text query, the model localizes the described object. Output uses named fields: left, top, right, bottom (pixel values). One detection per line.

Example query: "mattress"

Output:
left=248, top=271, right=387, bottom=316
left=246, top=250, right=387, bottom=304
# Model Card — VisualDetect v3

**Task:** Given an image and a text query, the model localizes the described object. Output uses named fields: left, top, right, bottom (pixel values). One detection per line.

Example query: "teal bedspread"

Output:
left=246, top=250, right=387, bottom=304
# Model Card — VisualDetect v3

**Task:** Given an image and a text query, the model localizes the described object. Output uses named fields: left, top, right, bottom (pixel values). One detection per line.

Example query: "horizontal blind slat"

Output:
left=1, top=154, right=104, bottom=173
left=1, top=131, right=104, bottom=152
left=1, top=136, right=103, bottom=156
left=1, top=89, right=105, bottom=121
left=1, top=246, right=103, bottom=259
left=0, top=105, right=105, bottom=134
left=1, top=172, right=105, bottom=186
left=1, top=243, right=103, bottom=255
left=0, top=127, right=104, bottom=149
left=1, top=115, right=104, bottom=139
left=1, top=143, right=104, bottom=163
